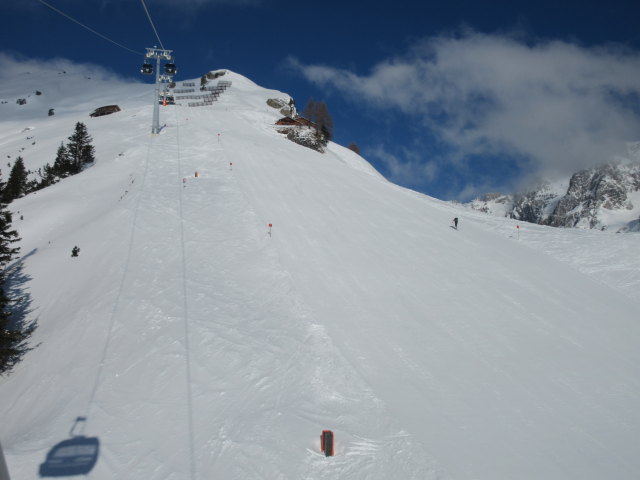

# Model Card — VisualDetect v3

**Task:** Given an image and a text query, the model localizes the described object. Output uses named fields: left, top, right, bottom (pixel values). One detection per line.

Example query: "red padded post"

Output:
left=321, top=430, right=334, bottom=457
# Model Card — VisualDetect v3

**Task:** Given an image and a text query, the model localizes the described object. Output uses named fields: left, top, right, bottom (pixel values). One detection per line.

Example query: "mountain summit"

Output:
left=1, top=66, right=640, bottom=480
left=468, top=158, right=640, bottom=232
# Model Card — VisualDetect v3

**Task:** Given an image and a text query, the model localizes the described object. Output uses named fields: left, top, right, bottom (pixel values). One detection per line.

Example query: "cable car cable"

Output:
left=139, top=0, right=165, bottom=51
left=35, top=0, right=143, bottom=55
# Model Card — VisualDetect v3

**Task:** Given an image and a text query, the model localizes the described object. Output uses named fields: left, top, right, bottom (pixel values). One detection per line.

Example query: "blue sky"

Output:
left=3, top=0, right=640, bottom=200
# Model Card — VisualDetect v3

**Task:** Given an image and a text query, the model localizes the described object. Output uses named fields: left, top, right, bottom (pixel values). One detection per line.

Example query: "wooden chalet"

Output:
left=275, top=116, right=318, bottom=133
left=90, top=105, right=121, bottom=117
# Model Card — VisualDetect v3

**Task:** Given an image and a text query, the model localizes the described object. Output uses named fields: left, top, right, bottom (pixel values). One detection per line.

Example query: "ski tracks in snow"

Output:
left=206, top=125, right=444, bottom=479
left=83, top=124, right=196, bottom=480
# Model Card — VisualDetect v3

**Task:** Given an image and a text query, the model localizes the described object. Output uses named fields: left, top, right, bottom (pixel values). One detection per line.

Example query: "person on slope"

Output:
left=452, top=217, right=459, bottom=229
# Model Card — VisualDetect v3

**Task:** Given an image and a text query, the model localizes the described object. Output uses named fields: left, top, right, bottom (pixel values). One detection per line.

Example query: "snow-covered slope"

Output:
left=1, top=64, right=640, bottom=480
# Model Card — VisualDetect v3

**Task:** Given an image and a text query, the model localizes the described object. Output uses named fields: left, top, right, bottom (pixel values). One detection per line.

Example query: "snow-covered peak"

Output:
left=468, top=163, right=640, bottom=232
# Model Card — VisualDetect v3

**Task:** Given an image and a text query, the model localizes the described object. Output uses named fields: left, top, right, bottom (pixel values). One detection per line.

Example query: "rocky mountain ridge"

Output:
left=468, top=161, right=640, bottom=232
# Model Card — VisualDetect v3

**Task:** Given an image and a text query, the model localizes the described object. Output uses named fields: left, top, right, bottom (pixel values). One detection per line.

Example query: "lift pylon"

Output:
left=142, top=47, right=176, bottom=134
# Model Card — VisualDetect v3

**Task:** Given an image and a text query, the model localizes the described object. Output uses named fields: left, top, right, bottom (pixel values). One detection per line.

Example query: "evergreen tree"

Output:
left=52, top=142, right=73, bottom=178
left=0, top=192, right=31, bottom=375
left=36, top=163, right=58, bottom=189
left=66, top=122, right=95, bottom=173
left=0, top=174, right=19, bottom=283
left=2, top=157, right=28, bottom=203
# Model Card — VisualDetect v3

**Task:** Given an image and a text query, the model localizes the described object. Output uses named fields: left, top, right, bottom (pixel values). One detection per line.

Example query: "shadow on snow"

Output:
left=39, top=417, right=99, bottom=477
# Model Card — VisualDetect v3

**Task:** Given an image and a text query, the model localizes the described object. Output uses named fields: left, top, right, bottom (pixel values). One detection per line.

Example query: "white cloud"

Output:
left=290, top=32, right=640, bottom=182
left=368, top=145, right=439, bottom=186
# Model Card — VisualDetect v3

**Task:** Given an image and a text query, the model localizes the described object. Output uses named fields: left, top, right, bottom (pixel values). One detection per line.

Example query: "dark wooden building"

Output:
left=90, top=105, right=121, bottom=117
left=275, top=116, right=318, bottom=133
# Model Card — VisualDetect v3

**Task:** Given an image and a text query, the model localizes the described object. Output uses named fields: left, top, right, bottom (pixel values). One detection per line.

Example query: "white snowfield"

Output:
left=1, top=65, right=639, bottom=480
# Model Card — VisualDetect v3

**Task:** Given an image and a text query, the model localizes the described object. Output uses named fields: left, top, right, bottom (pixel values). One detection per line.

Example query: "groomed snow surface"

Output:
left=1, top=67, right=640, bottom=480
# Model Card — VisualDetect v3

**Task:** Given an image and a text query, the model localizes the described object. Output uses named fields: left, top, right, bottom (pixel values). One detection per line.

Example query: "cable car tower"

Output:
left=141, top=47, right=176, bottom=134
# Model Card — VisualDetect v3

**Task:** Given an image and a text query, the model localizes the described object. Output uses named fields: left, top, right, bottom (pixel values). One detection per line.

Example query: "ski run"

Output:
left=1, top=64, right=639, bottom=480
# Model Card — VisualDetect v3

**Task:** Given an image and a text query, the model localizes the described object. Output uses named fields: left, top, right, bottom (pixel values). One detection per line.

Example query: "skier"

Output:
left=453, top=217, right=459, bottom=229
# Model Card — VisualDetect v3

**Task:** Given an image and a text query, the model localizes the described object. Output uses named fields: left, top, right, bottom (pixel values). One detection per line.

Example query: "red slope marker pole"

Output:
left=516, top=224, right=520, bottom=240
left=321, top=430, right=334, bottom=457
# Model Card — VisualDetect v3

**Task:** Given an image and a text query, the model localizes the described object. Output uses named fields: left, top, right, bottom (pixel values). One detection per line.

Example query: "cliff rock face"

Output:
left=512, top=184, right=562, bottom=225
left=546, top=164, right=639, bottom=228
left=468, top=162, right=640, bottom=232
